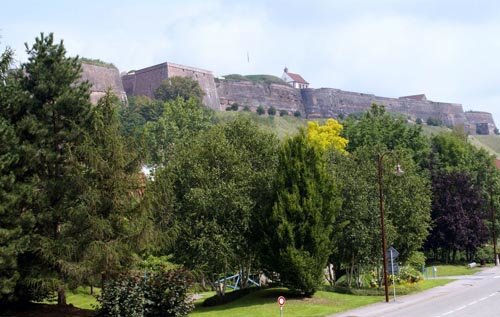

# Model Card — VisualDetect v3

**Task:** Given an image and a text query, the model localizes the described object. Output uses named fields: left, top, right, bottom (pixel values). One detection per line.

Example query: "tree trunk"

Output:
left=90, top=285, right=93, bottom=295
left=240, top=262, right=251, bottom=289
left=327, top=262, right=335, bottom=286
left=57, top=286, right=67, bottom=306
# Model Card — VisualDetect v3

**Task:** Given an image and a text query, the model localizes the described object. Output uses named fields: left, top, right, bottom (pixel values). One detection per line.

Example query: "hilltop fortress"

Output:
left=81, top=61, right=497, bottom=135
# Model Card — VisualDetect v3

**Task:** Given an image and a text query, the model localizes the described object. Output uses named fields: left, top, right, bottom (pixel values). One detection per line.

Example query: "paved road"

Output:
left=329, top=266, right=500, bottom=317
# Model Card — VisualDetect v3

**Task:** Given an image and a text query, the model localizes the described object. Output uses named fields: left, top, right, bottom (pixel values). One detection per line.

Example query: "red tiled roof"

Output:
left=495, top=159, right=500, bottom=169
left=287, top=72, right=309, bottom=84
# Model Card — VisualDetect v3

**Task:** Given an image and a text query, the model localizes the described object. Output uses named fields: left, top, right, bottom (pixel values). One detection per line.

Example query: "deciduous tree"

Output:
left=154, top=76, right=204, bottom=103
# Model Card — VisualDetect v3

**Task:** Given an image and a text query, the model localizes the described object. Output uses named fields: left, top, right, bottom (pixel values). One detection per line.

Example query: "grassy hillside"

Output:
left=470, top=135, right=500, bottom=157
left=418, top=125, right=500, bottom=157
left=216, top=112, right=500, bottom=158
left=222, top=74, right=287, bottom=85
left=216, top=111, right=307, bottom=139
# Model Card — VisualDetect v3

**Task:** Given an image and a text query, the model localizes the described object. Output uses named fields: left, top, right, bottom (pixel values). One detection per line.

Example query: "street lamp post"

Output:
left=377, top=154, right=390, bottom=303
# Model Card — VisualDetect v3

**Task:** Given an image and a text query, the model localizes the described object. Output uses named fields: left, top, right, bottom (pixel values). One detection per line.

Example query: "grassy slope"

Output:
left=216, top=114, right=500, bottom=159
left=420, top=124, right=500, bottom=158
left=216, top=111, right=307, bottom=139
left=470, top=135, right=500, bottom=157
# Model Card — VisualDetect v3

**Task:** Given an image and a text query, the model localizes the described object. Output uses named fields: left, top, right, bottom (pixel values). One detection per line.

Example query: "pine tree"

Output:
left=75, top=91, right=149, bottom=287
left=262, top=131, right=340, bottom=295
left=0, top=44, right=37, bottom=303
left=4, top=33, right=92, bottom=305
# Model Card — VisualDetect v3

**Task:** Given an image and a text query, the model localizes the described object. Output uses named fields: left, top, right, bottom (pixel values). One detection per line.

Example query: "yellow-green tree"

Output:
left=307, top=118, right=348, bottom=153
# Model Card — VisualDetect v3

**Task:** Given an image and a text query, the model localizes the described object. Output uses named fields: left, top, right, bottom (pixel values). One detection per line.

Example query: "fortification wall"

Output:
left=167, top=63, right=220, bottom=110
left=116, top=60, right=495, bottom=130
left=301, top=88, right=467, bottom=126
left=216, top=80, right=304, bottom=114
left=465, top=111, right=496, bottom=134
left=121, top=63, right=167, bottom=99
left=81, top=63, right=127, bottom=104
left=121, top=62, right=220, bottom=110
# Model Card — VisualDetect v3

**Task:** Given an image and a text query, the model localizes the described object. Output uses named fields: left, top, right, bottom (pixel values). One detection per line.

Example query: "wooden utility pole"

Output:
left=491, top=183, right=498, bottom=266
left=377, top=154, right=389, bottom=302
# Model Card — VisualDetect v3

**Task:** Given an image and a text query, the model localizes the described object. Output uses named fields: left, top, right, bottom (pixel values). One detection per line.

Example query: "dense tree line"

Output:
left=0, top=33, right=498, bottom=312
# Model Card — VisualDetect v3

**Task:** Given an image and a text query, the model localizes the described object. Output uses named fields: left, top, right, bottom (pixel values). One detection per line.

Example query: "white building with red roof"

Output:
left=281, top=67, right=309, bottom=89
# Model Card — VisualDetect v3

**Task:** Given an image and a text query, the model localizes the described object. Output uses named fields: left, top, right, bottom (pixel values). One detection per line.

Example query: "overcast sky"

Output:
left=2, top=0, right=500, bottom=124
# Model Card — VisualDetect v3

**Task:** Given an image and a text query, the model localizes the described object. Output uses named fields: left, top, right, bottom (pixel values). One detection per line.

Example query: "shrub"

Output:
left=293, top=110, right=301, bottom=117
left=426, top=117, right=442, bottom=126
left=230, top=103, right=239, bottom=111
left=416, top=118, right=423, bottom=125
left=97, top=268, right=194, bottom=317
left=243, top=105, right=251, bottom=112
left=225, top=106, right=232, bottom=111
left=267, top=106, right=276, bottom=116
left=476, top=244, right=493, bottom=263
left=406, top=251, right=426, bottom=271
left=279, top=110, right=288, bottom=117
left=256, top=105, right=265, bottom=115
left=397, top=266, right=422, bottom=284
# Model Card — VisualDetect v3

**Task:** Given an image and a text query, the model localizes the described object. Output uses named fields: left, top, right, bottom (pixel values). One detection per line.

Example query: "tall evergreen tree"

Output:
left=3, top=33, right=92, bottom=304
left=0, top=46, right=37, bottom=302
left=75, top=91, right=150, bottom=288
left=261, top=131, right=340, bottom=295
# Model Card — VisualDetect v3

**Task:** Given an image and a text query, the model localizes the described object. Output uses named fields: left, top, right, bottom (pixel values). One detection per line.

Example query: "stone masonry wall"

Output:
left=81, top=63, right=127, bottom=104
left=465, top=111, right=496, bottom=134
left=121, top=62, right=220, bottom=111
left=166, top=63, right=220, bottom=110
left=301, top=88, right=467, bottom=126
left=216, top=80, right=304, bottom=114
left=117, top=61, right=495, bottom=130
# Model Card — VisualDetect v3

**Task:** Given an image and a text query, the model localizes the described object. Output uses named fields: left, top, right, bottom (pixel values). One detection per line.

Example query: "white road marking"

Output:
left=494, top=275, right=500, bottom=279
left=433, top=293, right=498, bottom=317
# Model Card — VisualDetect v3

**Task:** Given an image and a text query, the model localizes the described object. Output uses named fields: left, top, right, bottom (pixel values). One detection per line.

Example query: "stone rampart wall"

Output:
left=465, top=111, right=496, bottom=134
left=81, top=63, right=127, bottom=104
left=115, top=60, right=495, bottom=130
left=167, top=63, right=220, bottom=110
left=216, top=80, right=304, bottom=114
left=121, top=62, right=220, bottom=110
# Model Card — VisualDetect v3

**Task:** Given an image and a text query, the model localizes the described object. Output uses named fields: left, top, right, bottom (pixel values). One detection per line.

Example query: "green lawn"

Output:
left=431, top=264, right=482, bottom=277
left=57, top=280, right=451, bottom=317
left=189, top=288, right=381, bottom=317
left=66, top=287, right=99, bottom=310
left=42, top=286, right=99, bottom=310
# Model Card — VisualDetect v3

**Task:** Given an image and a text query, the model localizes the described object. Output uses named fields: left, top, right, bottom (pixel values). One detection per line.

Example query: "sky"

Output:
left=1, top=0, right=500, bottom=124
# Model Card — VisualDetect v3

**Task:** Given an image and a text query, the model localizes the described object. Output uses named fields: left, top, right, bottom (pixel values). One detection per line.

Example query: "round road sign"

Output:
left=277, top=296, right=286, bottom=307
